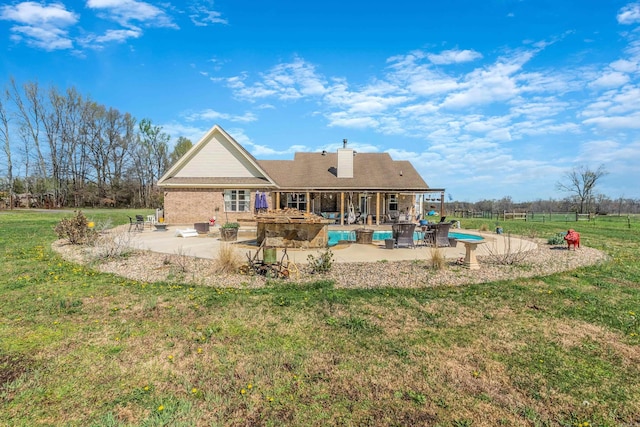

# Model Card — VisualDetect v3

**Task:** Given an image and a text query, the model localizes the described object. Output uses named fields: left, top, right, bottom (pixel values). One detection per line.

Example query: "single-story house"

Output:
left=157, top=125, right=445, bottom=225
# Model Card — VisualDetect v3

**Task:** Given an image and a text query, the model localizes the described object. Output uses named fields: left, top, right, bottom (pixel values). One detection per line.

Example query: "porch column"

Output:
left=376, top=192, right=381, bottom=225
left=340, top=192, right=345, bottom=225
left=276, top=192, right=281, bottom=211
left=306, top=191, right=310, bottom=213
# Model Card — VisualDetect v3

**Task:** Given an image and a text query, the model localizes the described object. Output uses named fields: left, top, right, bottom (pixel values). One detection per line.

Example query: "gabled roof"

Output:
left=258, top=152, right=430, bottom=192
left=158, top=125, right=277, bottom=188
left=158, top=125, right=433, bottom=192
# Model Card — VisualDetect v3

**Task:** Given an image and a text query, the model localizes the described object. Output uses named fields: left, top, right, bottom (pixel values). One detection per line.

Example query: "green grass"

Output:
left=0, top=210, right=639, bottom=426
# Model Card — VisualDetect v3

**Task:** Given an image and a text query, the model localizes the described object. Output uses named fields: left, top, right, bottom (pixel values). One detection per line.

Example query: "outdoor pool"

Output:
left=328, top=230, right=483, bottom=246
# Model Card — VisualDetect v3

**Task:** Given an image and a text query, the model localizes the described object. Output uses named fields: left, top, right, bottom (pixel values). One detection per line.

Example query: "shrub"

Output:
left=547, top=232, right=566, bottom=245
left=221, top=222, right=240, bottom=229
left=307, top=247, right=334, bottom=274
left=484, top=233, right=530, bottom=265
left=88, top=228, right=134, bottom=260
left=54, top=211, right=97, bottom=245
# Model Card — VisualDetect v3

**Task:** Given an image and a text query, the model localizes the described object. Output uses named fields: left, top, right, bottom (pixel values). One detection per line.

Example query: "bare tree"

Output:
left=84, top=104, right=135, bottom=205
left=9, top=78, right=48, bottom=181
left=0, top=89, right=12, bottom=208
left=556, top=165, right=608, bottom=214
left=3, top=78, right=173, bottom=208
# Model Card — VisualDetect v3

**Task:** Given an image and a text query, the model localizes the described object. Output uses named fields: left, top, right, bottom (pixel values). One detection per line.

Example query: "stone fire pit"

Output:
left=256, top=210, right=333, bottom=248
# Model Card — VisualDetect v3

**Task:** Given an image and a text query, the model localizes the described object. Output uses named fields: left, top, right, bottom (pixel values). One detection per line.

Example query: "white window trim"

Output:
left=224, top=189, right=250, bottom=212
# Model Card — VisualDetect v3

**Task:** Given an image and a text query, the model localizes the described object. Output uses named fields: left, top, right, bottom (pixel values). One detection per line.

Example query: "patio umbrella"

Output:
left=260, top=193, right=269, bottom=209
left=255, top=191, right=261, bottom=211
left=255, top=191, right=267, bottom=211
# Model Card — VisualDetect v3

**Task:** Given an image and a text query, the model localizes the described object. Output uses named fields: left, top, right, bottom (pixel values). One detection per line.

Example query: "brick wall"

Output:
left=164, top=189, right=260, bottom=225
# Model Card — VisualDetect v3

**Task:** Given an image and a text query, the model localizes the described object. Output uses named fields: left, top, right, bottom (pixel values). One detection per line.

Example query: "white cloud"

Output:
left=427, top=48, right=483, bottom=65
left=91, top=28, right=141, bottom=43
left=610, top=59, right=638, bottom=73
left=228, top=57, right=328, bottom=102
left=589, top=71, right=630, bottom=88
left=385, top=51, right=460, bottom=95
left=441, top=60, right=524, bottom=109
left=325, top=113, right=379, bottom=129
left=86, top=0, right=177, bottom=29
left=184, top=109, right=257, bottom=123
left=189, top=1, right=227, bottom=26
left=617, top=2, right=640, bottom=24
left=202, top=26, right=640, bottom=200
left=582, top=111, right=640, bottom=128
left=582, top=85, right=640, bottom=124
left=0, top=1, right=78, bottom=50
left=161, top=122, right=209, bottom=148
left=510, top=98, right=570, bottom=120
left=228, top=128, right=309, bottom=157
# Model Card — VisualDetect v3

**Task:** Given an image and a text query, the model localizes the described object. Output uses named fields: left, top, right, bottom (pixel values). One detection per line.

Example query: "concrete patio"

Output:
left=124, top=224, right=538, bottom=266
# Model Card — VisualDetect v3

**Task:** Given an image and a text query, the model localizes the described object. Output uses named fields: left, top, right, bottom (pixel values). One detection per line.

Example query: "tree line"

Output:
left=448, top=195, right=640, bottom=216
left=450, top=165, right=640, bottom=215
left=0, top=78, right=192, bottom=209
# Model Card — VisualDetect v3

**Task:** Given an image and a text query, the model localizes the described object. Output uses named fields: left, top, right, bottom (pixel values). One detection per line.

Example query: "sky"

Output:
left=1, top=0, right=640, bottom=202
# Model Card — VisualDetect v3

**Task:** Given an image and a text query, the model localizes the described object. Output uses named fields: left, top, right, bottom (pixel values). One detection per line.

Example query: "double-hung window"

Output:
left=388, top=194, right=399, bottom=211
left=224, top=190, right=250, bottom=212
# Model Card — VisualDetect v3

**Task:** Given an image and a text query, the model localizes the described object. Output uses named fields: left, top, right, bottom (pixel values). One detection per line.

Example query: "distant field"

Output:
left=1, top=209, right=639, bottom=426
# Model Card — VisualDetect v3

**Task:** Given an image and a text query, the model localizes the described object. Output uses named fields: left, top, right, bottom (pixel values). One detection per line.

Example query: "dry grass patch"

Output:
left=212, top=243, right=244, bottom=274
left=430, top=247, right=446, bottom=270
left=548, top=319, right=640, bottom=365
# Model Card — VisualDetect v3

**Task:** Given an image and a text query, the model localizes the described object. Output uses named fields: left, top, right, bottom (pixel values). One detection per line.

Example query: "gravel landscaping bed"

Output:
left=52, top=234, right=610, bottom=289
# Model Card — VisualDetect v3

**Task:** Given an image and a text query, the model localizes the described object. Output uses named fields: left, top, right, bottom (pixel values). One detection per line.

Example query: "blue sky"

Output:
left=1, top=0, right=639, bottom=202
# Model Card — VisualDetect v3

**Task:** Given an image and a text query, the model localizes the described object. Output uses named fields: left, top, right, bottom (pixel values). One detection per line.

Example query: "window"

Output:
left=287, top=193, right=306, bottom=211
left=388, top=194, right=398, bottom=211
left=224, top=190, right=250, bottom=212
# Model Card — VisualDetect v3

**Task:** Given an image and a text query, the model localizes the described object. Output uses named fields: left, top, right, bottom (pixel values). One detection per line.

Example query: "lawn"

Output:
left=1, top=209, right=638, bottom=427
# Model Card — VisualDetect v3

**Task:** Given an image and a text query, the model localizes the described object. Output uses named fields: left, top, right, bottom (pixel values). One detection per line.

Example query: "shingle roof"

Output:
left=258, top=152, right=430, bottom=191
left=159, top=176, right=273, bottom=187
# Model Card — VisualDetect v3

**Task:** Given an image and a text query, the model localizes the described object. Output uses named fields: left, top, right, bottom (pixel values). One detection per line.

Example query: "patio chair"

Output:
left=129, top=215, right=144, bottom=232
left=420, top=227, right=436, bottom=247
left=392, top=223, right=416, bottom=248
left=434, top=222, right=451, bottom=247
left=145, top=214, right=156, bottom=229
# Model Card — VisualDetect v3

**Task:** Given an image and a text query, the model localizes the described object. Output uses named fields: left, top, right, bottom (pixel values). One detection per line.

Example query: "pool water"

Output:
left=328, top=230, right=483, bottom=246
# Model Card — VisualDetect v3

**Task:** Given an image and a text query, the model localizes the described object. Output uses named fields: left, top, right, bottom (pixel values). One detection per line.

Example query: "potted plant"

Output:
left=355, top=227, right=374, bottom=244
left=220, top=222, right=240, bottom=241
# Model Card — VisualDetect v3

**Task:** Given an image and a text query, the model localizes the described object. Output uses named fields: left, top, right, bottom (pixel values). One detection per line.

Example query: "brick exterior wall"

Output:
left=163, top=188, right=417, bottom=225
left=163, top=189, right=261, bottom=225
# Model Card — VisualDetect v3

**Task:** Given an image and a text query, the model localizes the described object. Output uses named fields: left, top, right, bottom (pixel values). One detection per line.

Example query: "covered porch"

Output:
left=269, top=189, right=446, bottom=226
